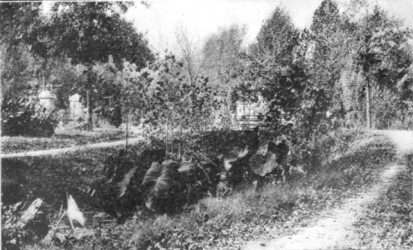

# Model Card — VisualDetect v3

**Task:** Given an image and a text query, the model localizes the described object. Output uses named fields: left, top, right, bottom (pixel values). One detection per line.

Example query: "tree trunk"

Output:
left=87, top=90, right=93, bottom=131
left=366, top=80, right=370, bottom=129
left=125, top=112, right=129, bottom=148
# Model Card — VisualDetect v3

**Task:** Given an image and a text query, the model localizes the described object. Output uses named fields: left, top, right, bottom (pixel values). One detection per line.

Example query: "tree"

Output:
left=27, top=1, right=153, bottom=68
left=122, top=54, right=219, bottom=132
left=251, top=7, right=298, bottom=65
left=38, top=2, right=154, bottom=129
left=0, top=1, right=42, bottom=50
left=240, top=7, right=305, bottom=120
left=0, top=2, right=43, bottom=100
left=352, top=6, right=412, bottom=128
left=201, top=25, right=246, bottom=86
left=238, top=5, right=338, bottom=140
left=201, top=25, right=247, bottom=126
left=310, top=0, right=341, bottom=36
left=1, top=1, right=154, bottom=129
left=175, top=26, right=203, bottom=84
left=308, top=0, right=351, bottom=119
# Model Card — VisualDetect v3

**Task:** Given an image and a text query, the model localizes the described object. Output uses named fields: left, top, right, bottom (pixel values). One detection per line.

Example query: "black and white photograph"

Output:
left=1, top=0, right=412, bottom=249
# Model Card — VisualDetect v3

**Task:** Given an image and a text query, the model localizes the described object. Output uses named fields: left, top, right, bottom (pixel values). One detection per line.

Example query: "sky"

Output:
left=123, top=0, right=413, bottom=54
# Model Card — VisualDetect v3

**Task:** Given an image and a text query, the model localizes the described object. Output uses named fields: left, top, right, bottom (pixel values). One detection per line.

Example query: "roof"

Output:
left=38, top=90, right=57, bottom=99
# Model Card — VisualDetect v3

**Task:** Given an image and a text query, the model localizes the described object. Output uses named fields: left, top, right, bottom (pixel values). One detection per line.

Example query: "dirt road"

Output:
left=243, top=130, right=413, bottom=250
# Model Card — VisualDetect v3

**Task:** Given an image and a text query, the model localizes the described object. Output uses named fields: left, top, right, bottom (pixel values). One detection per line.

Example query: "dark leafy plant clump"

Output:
left=1, top=98, right=58, bottom=137
left=92, top=126, right=300, bottom=222
left=91, top=142, right=167, bottom=222
left=94, top=143, right=222, bottom=219
left=1, top=159, right=33, bottom=206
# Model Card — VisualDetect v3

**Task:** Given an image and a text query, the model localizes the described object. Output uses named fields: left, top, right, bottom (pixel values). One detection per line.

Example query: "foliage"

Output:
left=344, top=3, right=413, bottom=128
left=97, top=145, right=221, bottom=216
left=1, top=1, right=154, bottom=129
left=0, top=42, right=43, bottom=101
left=1, top=98, right=58, bottom=137
left=141, top=161, right=181, bottom=212
left=92, top=144, right=165, bottom=222
left=0, top=2, right=42, bottom=49
left=201, top=24, right=246, bottom=90
left=122, top=54, right=221, bottom=132
left=2, top=199, right=48, bottom=250
left=26, top=1, right=153, bottom=68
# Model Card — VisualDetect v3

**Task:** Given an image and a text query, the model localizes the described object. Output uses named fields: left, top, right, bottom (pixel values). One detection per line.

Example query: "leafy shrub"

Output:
left=97, top=104, right=122, bottom=128
left=91, top=145, right=165, bottom=222
left=1, top=98, right=58, bottom=137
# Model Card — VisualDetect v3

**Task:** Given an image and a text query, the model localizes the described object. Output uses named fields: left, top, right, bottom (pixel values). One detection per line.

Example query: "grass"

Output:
left=351, top=152, right=413, bottom=250
left=1, top=129, right=131, bottom=154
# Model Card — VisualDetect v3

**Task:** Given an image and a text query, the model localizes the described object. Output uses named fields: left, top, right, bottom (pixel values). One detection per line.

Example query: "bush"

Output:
left=1, top=98, right=58, bottom=137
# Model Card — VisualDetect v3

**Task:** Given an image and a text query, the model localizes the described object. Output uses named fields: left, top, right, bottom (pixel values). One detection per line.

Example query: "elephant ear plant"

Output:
left=141, top=156, right=222, bottom=213
left=141, top=160, right=181, bottom=212
left=222, top=147, right=250, bottom=187
left=249, top=141, right=278, bottom=177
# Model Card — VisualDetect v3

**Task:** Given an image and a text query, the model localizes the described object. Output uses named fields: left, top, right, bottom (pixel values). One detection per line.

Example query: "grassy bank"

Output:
left=351, top=152, right=412, bottom=250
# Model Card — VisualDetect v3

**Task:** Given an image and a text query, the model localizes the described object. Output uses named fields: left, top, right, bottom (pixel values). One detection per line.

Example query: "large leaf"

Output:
left=117, top=166, right=138, bottom=198
left=256, top=142, right=270, bottom=156
left=177, top=159, right=195, bottom=173
left=67, top=195, right=85, bottom=229
left=249, top=142, right=284, bottom=176
left=141, top=161, right=179, bottom=210
left=18, top=198, right=43, bottom=228
left=223, top=147, right=249, bottom=171
left=249, top=151, right=278, bottom=177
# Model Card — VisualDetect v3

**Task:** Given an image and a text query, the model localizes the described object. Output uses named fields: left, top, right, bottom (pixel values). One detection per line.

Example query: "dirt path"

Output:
left=243, top=130, right=413, bottom=250
left=1, top=137, right=144, bottom=159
